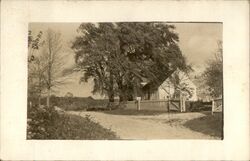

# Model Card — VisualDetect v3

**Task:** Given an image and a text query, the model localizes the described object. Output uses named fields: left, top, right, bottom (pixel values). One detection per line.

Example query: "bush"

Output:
left=27, top=105, right=119, bottom=139
left=185, top=101, right=191, bottom=112
left=189, top=101, right=211, bottom=112
left=27, top=105, right=59, bottom=139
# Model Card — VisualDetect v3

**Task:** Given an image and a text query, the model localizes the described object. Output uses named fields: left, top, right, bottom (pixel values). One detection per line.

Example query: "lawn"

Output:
left=102, top=109, right=171, bottom=116
left=184, top=112, right=223, bottom=139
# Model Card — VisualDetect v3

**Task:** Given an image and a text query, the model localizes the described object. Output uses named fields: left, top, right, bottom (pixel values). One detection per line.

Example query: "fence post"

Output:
left=180, top=95, right=183, bottom=112
left=211, top=99, right=215, bottom=115
left=136, top=97, right=141, bottom=111
left=183, top=96, right=186, bottom=112
left=167, top=99, right=170, bottom=112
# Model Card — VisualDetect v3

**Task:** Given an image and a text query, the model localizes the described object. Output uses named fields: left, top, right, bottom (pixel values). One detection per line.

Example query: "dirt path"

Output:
left=67, top=111, right=219, bottom=139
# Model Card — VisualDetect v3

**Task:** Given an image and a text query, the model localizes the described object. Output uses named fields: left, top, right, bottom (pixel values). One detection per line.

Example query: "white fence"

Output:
left=125, top=100, right=169, bottom=111
left=124, top=97, right=223, bottom=114
left=124, top=98, right=186, bottom=112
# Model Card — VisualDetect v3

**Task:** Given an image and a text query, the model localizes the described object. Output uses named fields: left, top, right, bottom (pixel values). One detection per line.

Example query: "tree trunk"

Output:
left=118, top=92, right=127, bottom=108
left=107, top=91, right=115, bottom=109
left=46, top=88, right=50, bottom=108
left=116, top=80, right=127, bottom=108
left=107, top=73, right=115, bottom=109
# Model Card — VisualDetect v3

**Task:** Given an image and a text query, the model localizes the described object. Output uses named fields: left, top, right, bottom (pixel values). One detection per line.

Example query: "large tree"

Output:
left=72, top=23, right=119, bottom=106
left=72, top=22, right=189, bottom=106
left=116, top=22, right=190, bottom=101
left=202, top=41, right=223, bottom=98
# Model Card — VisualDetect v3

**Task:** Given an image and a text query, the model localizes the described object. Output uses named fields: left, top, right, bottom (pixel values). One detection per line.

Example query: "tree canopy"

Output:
left=71, top=22, right=190, bottom=104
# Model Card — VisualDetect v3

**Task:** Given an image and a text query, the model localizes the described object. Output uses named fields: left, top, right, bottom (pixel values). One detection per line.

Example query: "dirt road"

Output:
left=68, top=111, right=219, bottom=139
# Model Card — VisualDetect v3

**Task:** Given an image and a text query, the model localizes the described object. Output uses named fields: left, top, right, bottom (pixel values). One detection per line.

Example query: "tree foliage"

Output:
left=202, top=41, right=223, bottom=98
left=72, top=22, right=189, bottom=104
left=28, top=30, right=44, bottom=62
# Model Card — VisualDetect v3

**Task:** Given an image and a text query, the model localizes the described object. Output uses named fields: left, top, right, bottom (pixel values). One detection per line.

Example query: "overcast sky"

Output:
left=29, top=22, right=222, bottom=98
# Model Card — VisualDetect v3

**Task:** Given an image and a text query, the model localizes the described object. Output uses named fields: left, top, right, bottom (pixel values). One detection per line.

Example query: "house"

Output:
left=141, top=68, right=198, bottom=101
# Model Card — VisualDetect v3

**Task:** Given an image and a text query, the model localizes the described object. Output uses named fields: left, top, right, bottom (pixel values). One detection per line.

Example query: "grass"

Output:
left=102, top=109, right=171, bottom=116
left=184, top=112, right=223, bottom=139
left=165, top=118, right=184, bottom=127
left=27, top=106, right=119, bottom=140
left=48, top=113, right=119, bottom=140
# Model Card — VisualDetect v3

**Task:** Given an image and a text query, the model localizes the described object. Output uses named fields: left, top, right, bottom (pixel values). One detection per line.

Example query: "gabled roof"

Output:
left=142, top=69, right=176, bottom=91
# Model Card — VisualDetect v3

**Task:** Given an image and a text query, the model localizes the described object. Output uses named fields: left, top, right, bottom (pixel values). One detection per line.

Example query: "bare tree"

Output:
left=42, top=29, right=71, bottom=107
left=202, top=41, right=223, bottom=98
left=28, top=31, right=46, bottom=106
left=28, top=29, right=70, bottom=107
left=28, top=57, right=47, bottom=105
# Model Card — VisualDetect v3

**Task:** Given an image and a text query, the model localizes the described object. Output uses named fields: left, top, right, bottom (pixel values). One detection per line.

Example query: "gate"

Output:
left=168, top=97, right=186, bottom=112
left=212, top=98, right=223, bottom=115
left=168, top=99, right=180, bottom=111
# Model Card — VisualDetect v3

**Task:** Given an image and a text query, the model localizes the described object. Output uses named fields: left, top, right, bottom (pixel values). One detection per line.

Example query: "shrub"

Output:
left=27, top=105, right=59, bottom=139
left=189, top=101, right=211, bottom=112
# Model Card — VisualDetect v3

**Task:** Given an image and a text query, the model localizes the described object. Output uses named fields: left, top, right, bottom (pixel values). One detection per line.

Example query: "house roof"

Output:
left=142, top=69, right=175, bottom=91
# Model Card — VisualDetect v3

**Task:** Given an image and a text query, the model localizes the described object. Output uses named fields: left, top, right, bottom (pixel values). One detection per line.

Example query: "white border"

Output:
left=1, top=0, right=249, bottom=160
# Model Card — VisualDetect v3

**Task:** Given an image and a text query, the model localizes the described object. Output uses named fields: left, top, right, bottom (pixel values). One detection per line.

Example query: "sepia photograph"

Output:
left=1, top=0, right=249, bottom=160
left=27, top=22, right=223, bottom=140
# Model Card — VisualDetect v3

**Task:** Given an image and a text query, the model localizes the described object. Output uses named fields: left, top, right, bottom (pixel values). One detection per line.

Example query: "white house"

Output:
left=142, top=69, right=198, bottom=101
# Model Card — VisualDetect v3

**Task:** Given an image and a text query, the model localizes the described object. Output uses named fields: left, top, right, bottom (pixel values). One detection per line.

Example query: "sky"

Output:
left=29, top=22, right=222, bottom=98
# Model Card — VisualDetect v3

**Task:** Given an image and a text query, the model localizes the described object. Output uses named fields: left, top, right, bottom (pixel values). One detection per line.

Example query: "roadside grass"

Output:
left=183, top=113, right=223, bottom=139
left=27, top=105, right=119, bottom=140
left=102, top=109, right=171, bottom=116
left=50, top=114, right=119, bottom=140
